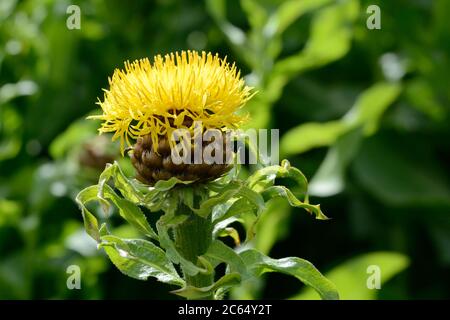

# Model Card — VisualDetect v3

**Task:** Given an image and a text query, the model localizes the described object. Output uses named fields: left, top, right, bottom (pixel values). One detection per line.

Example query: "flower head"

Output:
left=90, top=50, right=253, bottom=154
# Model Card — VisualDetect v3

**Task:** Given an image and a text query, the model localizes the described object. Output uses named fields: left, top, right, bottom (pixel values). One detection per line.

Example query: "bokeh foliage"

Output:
left=0, top=0, right=449, bottom=299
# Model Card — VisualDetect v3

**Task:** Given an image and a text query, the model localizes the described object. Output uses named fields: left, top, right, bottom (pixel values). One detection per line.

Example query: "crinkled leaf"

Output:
left=75, top=185, right=103, bottom=242
left=76, top=182, right=157, bottom=240
left=152, top=176, right=195, bottom=192
left=99, top=161, right=144, bottom=204
left=172, top=273, right=241, bottom=299
left=194, top=182, right=243, bottom=218
left=240, top=249, right=339, bottom=300
left=238, top=186, right=266, bottom=214
left=140, top=177, right=199, bottom=212
left=99, top=184, right=158, bottom=240
left=212, top=199, right=244, bottom=224
left=247, top=159, right=308, bottom=197
left=212, top=198, right=255, bottom=225
left=100, top=235, right=184, bottom=286
left=194, top=181, right=265, bottom=218
left=262, top=185, right=328, bottom=220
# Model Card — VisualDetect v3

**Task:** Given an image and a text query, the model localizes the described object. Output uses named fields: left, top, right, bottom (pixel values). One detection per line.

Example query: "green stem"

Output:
left=174, top=204, right=214, bottom=299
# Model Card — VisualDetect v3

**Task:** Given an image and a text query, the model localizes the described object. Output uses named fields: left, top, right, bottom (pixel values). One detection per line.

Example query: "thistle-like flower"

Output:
left=78, top=51, right=334, bottom=301
left=89, top=50, right=254, bottom=184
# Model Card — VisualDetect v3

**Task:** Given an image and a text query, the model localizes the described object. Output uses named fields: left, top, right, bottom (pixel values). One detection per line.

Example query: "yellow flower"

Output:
left=89, top=50, right=253, bottom=154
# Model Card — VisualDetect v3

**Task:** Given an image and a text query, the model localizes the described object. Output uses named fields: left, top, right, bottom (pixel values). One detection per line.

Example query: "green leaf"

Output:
left=213, top=217, right=241, bottom=239
left=75, top=185, right=103, bottom=242
left=281, top=82, right=402, bottom=197
left=152, top=176, right=195, bottom=191
left=309, top=128, right=363, bottom=197
left=262, top=186, right=328, bottom=220
left=172, top=273, right=241, bottom=299
left=195, top=181, right=265, bottom=218
left=0, top=199, right=22, bottom=227
left=179, top=187, right=195, bottom=210
left=205, top=240, right=248, bottom=276
left=272, top=0, right=358, bottom=78
left=100, top=235, right=184, bottom=286
left=97, top=162, right=198, bottom=214
left=49, top=118, right=97, bottom=159
left=405, top=79, right=445, bottom=121
left=0, top=105, right=22, bottom=161
left=76, top=183, right=157, bottom=240
left=194, top=182, right=243, bottom=218
left=212, top=198, right=255, bottom=225
left=281, top=121, right=349, bottom=156
left=240, top=249, right=339, bottom=300
left=205, top=0, right=226, bottom=21
left=240, top=0, right=268, bottom=30
left=344, top=82, right=402, bottom=134
left=205, top=0, right=246, bottom=46
left=264, top=0, right=333, bottom=37
left=253, top=198, right=291, bottom=255
left=99, top=184, right=158, bottom=240
left=238, top=186, right=266, bottom=214
left=98, top=161, right=144, bottom=204
left=261, top=0, right=358, bottom=104
left=291, top=252, right=409, bottom=300
left=280, top=82, right=401, bottom=157
left=247, top=159, right=308, bottom=196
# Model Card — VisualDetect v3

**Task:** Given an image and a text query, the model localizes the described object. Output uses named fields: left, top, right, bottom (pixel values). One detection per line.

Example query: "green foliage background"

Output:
left=0, top=0, right=449, bottom=299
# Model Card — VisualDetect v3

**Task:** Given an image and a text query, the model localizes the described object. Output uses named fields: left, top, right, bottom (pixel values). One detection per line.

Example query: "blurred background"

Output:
left=1, top=0, right=449, bottom=299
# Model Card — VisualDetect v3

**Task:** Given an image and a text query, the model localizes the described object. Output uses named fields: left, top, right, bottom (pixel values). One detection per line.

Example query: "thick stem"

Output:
left=174, top=204, right=214, bottom=299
